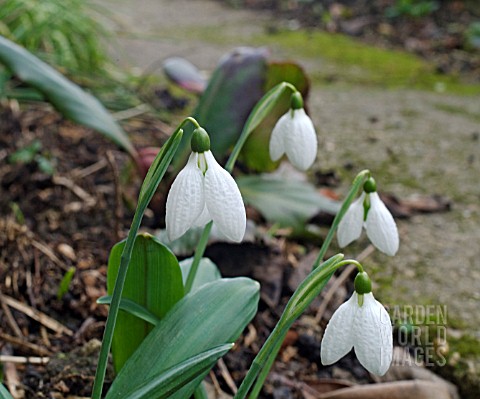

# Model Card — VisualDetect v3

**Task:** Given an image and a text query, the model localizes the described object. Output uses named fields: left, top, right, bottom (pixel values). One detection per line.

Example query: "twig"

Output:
left=0, top=291, right=23, bottom=338
left=209, top=370, right=223, bottom=395
left=25, top=268, right=36, bottom=308
left=111, top=103, right=151, bottom=121
left=0, top=355, right=50, bottom=365
left=217, top=358, right=238, bottom=394
left=52, top=175, right=96, bottom=207
left=0, top=332, right=51, bottom=356
left=31, top=239, right=69, bottom=272
left=40, top=326, right=52, bottom=348
left=71, top=158, right=108, bottom=180
left=2, top=294, right=73, bottom=336
left=315, top=244, right=375, bottom=323
left=1, top=345, right=25, bottom=398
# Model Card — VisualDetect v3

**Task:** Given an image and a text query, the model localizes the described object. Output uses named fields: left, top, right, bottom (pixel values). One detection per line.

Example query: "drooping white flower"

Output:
left=337, top=180, right=399, bottom=256
left=269, top=92, right=318, bottom=171
left=337, top=192, right=366, bottom=249
left=320, top=291, right=393, bottom=376
left=166, top=133, right=246, bottom=242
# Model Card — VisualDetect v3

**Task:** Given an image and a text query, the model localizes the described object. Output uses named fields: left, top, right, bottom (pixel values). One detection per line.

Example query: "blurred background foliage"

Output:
left=0, top=0, right=108, bottom=74
left=0, top=0, right=145, bottom=110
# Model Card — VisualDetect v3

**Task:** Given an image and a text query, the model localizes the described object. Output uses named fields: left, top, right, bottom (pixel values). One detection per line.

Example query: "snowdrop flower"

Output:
left=269, top=92, right=318, bottom=171
left=337, top=177, right=399, bottom=256
left=321, top=272, right=393, bottom=376
left=166, top=127, right=246, bottom=242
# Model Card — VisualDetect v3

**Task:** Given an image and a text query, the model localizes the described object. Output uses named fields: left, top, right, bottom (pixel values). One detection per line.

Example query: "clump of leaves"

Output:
left=8, top=139, right=56, bottom=175
left=465, top=22, right=480, bottom=51
left=0, top=0, right=109, bottom=74
left=385, top=0, right=439, bottom=18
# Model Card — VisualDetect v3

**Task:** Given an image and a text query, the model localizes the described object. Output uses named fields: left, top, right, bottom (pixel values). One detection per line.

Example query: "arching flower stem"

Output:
left=238, top=170, right=372, bottom=399
left=185, top=82, right=300, bottom=294
left=312, top=169, right=371, bottom=270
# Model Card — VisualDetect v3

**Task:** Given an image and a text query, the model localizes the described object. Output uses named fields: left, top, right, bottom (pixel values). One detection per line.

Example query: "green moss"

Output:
left=450, top=335, right=480, bottom=358
left=433, top=103, right=480, bottom=122
left=252, top=30, right=480, bottom=95
left=131, top=24, right=480, bottom=95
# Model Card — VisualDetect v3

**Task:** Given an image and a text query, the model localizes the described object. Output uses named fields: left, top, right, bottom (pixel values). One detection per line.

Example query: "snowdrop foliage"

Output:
left=321, top=272, right=393, bottom=376
left=337, top=178, right=399, bottom=256
left=166, top=128, right=246, bottom=243
left=269, top=92, right=318, bottom=171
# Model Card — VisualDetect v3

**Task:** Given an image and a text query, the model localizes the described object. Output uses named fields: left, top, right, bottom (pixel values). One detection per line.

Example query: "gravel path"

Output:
left=96, top=0, right=480, bottom=337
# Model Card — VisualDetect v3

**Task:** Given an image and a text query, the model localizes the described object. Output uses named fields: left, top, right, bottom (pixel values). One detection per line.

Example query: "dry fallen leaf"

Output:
left=318, top=380, right=454, bottom=399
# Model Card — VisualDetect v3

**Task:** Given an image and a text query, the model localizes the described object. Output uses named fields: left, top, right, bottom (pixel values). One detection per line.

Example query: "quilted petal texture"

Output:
left=320, top=292, right=393, bottom=376
left=166, top=153, right=205, bottom=241
left=204, top=151, right=246, bottom=242
left=284, top=109, right=318, bottom=170
left=269, top=112, right=289, bottom=161
left=320, top=293, right=356, bottom=365
left=269, top=108, right=318, bottom=170
left=337, top=192, right=365, bottom=248
left=354, top=293, right=393, bottom=375
left=365, top=192, right=399, bottom=256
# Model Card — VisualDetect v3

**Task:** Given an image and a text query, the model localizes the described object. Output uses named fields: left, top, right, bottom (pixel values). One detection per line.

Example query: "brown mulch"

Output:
left=0, top=99, right=164, bottom=397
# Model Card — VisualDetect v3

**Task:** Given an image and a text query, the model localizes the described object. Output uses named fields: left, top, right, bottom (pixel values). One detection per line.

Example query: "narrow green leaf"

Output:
left=234, top=254, right=344, bottom=399
left=92, top=129, right=183, bottom=399
left=96, top=296, right=160, bottom=326
left=57, top=266, right=75, bottom=300
left=0, top=383, right=14, bottom=399
left=240, top=82, right=289, bottom=141
left=0, top=36, right=136, bottom=157
left=194, top=383, right=209, bottom=399
left=237, top=174, right=340, bottom=229
left=224, top=81, right=293, bottom=172
left=179, top=257, right=221, bottom=292
left=106, top=277, right=260, bottom=399
left=107, top=233, right=184, bottom=372
left=123, top=344, right=233, bottom=399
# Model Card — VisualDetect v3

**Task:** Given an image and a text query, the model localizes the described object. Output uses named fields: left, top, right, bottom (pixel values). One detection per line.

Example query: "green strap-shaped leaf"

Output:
left=92, top=121, right=183, bottom=399
left=106, top=277, right=260, bottom=399
left=0, top=35, right=136, bottom=158
left=237, top=174, right=340, bottom=229
left=97, top=296, right=160, bottom=326
left=123, top=344, right=233, bottom=399
left=107, top=233, right=184, bottom=372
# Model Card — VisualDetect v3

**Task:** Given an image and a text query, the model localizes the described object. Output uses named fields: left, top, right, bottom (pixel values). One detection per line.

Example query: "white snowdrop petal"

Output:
left=354, top=293, right=393, bottom=376
left=321, top=293, right=357, bottom=366
left=337, top=193, right=366, bottom=248
left=365, top=192, right=399, bottom=256
left=165, top=153, right=205, bottom=241
left=192, top=205, right=212, bottom=227
left=204, top=151, right=246, bottom=242
left=269, top=112, right=290, bottom=161
left=284, top=109, right=318, bottom=170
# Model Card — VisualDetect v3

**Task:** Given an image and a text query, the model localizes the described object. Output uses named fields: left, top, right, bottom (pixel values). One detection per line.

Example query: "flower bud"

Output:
left=354, top=271, right=372, bottom=295
left=290, top=91, right=304, bottom=110
left=191, top=127, right=210, bottom=153
left=363, top=177, right=377, bottom=193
